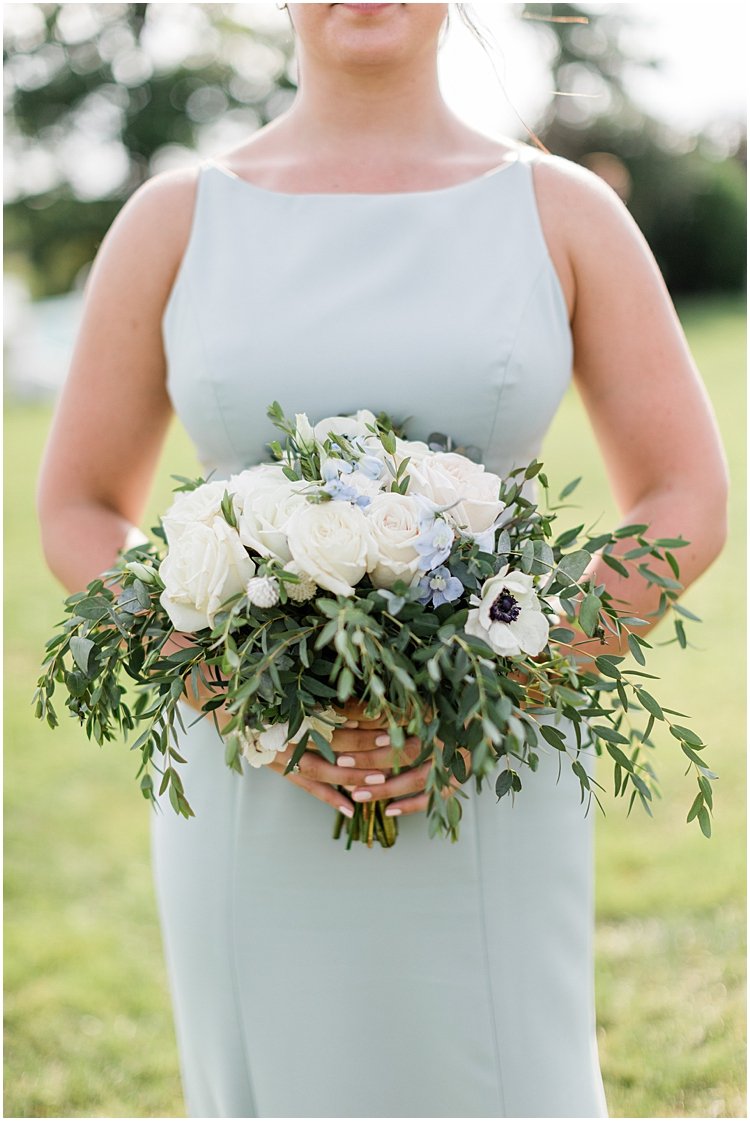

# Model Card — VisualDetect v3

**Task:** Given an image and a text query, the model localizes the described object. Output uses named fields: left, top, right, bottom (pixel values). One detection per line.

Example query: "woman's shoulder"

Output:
left=114, top=164, right=201, bottom=244
left=94, top=165, right=203, bottom=298
left=515, top=142, right=650, bottom=317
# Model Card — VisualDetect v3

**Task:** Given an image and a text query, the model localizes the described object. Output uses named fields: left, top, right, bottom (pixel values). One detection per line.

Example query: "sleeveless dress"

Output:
left=154, top=146, right=609, bottom=1118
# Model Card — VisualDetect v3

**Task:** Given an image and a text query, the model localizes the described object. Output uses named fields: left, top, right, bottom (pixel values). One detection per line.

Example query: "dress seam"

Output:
left=183, top=271, right=245, bottom=469
left=485, top=262, right=547, bottom=466
left=471, top=799, right=508, bottom=1116
left=229, top=761, right=259, bottom=1117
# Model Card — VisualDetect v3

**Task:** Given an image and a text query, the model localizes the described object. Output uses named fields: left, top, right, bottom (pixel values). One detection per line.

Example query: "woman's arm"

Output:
left=35, top=167, right=364, bottom=816
left=36, top=168, right=198, bottom=592
left=536, top=156, right=729, bottom=660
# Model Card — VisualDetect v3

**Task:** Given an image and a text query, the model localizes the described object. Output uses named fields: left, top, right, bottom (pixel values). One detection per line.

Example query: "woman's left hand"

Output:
left=340, top=733, right=471, bottom=818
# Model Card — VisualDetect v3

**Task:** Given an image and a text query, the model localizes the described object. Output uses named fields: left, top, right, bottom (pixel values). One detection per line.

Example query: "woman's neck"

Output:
left=271, top=61, right=469, bottom=166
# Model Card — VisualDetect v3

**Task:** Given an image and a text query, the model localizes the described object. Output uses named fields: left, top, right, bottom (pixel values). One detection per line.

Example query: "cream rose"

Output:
left=159, top=516, right=255, bottom=631
left=286, top=501, right=375, bottom=597
left=313, top=408, right=378, bottom=447
left=365, top=492, right=423, bottom=589
left=393, top=436, right=432, bottom=468
left=232, top=472, right=308, bottom=563
left=408, top=452, right=505, bottom=535
left=161, top=481, right=228, bottom=547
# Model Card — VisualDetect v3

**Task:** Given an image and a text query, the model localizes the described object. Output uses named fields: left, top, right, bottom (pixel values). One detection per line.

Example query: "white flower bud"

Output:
left=125, top=561, right=158, bottom=583
left=246, top=575, right=280, bottom=609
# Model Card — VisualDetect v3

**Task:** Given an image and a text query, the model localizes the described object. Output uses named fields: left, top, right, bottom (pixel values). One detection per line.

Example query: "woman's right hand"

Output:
left=266, top=711, right=424, bottom=818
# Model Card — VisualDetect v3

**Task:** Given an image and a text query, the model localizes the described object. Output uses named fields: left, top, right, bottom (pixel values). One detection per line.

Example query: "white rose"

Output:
left=365, top=492, right=423, bottom=589
left=408, top=452, right=504, bottom=535
left=457, top=469, right=506, bottom=534
left=233, top=474, right=308, bottom=562
left=286, top=501, right=375, bottom=597
left=393, top=436, right=432, bottom=468
left=313, top=409, right=378, bottom=447
left=464, top=567, right=549, bottom=657
left=159, top=516, right=255, bottom=631
left=229, top=463, right=288, bottom=501
left=161, top=481, right=228, bottom=546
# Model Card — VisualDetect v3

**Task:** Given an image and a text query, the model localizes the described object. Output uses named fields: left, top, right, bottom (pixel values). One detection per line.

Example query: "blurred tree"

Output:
left=4, top=2, right=746, bottom=298
left=4, top=3, right=296, bottom=297
left=520, top=2, right=746, bottom=294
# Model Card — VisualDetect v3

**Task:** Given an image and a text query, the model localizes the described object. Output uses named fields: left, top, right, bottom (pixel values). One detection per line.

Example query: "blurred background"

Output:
left=4, top=3, right=746, bottom=1116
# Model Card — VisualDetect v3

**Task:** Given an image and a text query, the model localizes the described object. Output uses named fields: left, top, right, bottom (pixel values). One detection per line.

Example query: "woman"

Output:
left=37, top=4, right=728, bottom=1117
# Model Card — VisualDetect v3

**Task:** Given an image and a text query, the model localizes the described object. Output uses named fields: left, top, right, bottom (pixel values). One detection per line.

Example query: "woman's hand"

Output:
left=264, top=702, right=421, bottom=819
left=330, top=703, right=471, bottom=818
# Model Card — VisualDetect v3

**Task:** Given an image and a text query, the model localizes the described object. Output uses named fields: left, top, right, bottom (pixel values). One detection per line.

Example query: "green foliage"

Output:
left=35, top=406, right=717, bottom=849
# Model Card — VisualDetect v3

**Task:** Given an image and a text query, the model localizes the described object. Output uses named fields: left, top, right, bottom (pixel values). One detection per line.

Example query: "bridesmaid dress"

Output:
left=153, top=145, right=609, bottom=1118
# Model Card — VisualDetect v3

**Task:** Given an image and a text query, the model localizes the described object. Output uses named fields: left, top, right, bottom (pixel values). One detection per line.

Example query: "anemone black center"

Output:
left=489, top=588, right=521, bottom=624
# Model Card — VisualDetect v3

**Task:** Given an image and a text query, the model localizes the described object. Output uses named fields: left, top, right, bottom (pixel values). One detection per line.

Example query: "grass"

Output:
left=4, top=294, right=746, bottom=1117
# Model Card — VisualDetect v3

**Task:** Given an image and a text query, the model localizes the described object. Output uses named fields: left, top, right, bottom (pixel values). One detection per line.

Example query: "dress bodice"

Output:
left=162, top=148, right=572, bottom=479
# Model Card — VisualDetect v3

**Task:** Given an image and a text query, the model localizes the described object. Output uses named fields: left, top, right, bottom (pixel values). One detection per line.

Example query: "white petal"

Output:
left=159, top=589, right=210, bottom=632
left=511, top=610, right=549, bottom=656
left=486, top=622, right=523, bottom=657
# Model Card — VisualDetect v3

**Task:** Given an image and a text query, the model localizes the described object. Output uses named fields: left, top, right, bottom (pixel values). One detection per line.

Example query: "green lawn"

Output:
left=4, top=294, right=746, bottom=1117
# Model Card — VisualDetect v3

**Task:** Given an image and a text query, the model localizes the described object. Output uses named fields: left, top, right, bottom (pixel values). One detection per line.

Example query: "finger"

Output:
left=274, top=748, right=390, bottom=790
left=329, top=727, right=390, bottom=754
left=383, top=791, right=430, bottom=817
left=350, top=761, right=432, bottom=803
left=281, top=770, right=355, bottom=817
left=334, top=701, right=389, bottom=729
left=333, top=739, right=424, bottom=772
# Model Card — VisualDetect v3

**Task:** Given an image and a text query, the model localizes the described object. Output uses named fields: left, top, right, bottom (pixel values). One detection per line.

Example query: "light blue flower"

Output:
left=358, top=454, right=385, bottom=480
left=321, top=457, right=353, bottom=483
left=417, top=566, right=464, bottom=608
left=322, top=478, right=358, bottom=502
left=414, top=516, right=455, bottom=571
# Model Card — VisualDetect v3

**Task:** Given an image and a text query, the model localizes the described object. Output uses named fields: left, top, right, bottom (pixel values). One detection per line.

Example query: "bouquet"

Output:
left=35, top=403, right=716, bottom=847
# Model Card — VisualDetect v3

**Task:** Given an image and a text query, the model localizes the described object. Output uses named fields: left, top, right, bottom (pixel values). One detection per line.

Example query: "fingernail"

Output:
left=364, top=773, right=386, bottom=785
left=336, top=755, right=356, bottom=767
left=339, top=805, right=354, bottom=819
left=374, top=734, right=390, bottom=747
left=385, top=806, right=402, bottom=817
left=344, top=720, right=359, bottom=729
left=352, top=790, right=372, bottom=802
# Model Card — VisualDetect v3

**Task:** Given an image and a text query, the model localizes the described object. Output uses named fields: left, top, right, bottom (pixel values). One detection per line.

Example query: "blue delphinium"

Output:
left=417, top=566, right=464, bottom=608
left=414, top=516, right=454, bottom=571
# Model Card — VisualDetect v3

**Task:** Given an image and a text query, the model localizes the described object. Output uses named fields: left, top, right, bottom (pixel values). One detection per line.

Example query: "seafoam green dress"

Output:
left=154, top=145, right=609, bottom=1118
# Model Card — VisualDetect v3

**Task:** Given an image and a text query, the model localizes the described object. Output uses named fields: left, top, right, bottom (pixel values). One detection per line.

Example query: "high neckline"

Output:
left=203, top=149, right=525, bottom=199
